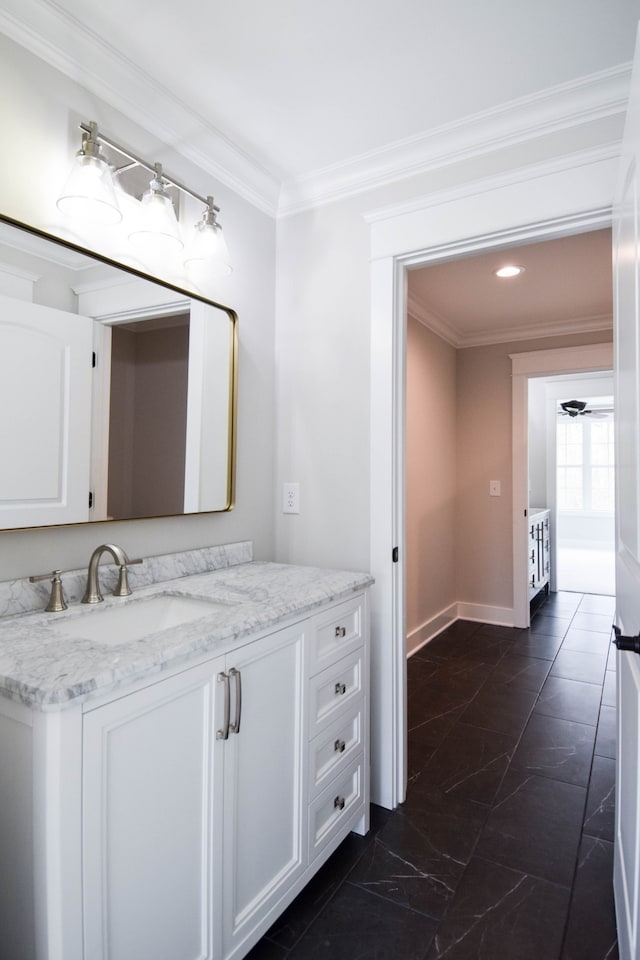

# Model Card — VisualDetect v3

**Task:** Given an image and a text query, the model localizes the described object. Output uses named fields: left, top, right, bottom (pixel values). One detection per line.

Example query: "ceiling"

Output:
left=408, top=228, right=613, bottom=347
left=1, top=0, right=638, bottom=214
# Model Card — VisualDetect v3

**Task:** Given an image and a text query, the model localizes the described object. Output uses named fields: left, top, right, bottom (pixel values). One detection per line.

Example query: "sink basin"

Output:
left=55, top=594, right=224, bottom=646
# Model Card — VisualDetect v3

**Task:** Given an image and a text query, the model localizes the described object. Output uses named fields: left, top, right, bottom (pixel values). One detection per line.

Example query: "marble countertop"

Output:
left=0, top=561, right=373, bottom=711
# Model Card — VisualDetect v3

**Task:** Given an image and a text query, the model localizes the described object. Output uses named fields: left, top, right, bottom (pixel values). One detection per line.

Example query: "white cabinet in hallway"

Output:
left=528, top=508, right=550, bottom=602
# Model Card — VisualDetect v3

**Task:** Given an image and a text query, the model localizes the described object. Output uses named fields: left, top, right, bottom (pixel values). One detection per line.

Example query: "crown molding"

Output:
left=407, top=295, right=460, bottom=347
left=0, top=260, right=40, bottom=283
left=0, top=0, right=631, bottom=219
left=0, top=0, right=281, bottom=216
left=0, top=219, right=95, bottom=269
left=364, top=143, right=619, bottom=228
left=281, top=65, right=630, bottom=217
left=408, top=293, right=612, bottom=349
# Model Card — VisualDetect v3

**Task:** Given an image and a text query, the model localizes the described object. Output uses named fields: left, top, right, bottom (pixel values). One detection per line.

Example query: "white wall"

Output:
left=274, top=115, right=625, bottom=579
left=0, top=35, right=277, bottom=580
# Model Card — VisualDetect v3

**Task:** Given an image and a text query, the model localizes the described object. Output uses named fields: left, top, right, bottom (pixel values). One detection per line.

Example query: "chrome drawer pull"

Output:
left=216, top=672, right=230, bottom=740
left=335, top=682, right=347, bottom=696
left=229, top=667, right=242, bottom=735
left=334, top=795, right=346, bottom=811
left=334, top=738, right=346, bottom=753
left=335, top=626, right=347, bottom=638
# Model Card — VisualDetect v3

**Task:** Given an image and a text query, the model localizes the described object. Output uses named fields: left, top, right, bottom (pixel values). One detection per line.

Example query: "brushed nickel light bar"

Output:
left=57, top=121, right=231, bottom=276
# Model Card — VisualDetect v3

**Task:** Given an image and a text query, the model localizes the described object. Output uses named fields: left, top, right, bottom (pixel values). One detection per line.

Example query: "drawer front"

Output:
left=310, top=595, right=364, bottom=673
left=308, top=704, right=363, bottom=799
left=308, top=757, right=364, bottom=862
left=309, top=648, right=363, bottom=736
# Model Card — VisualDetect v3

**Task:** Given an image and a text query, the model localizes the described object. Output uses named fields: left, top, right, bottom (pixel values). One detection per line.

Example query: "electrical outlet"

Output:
left=282, top=482, right=300, bottom=514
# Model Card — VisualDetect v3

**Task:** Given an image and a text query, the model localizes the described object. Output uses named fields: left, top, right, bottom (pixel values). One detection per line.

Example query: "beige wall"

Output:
left=405, top=322, right=613, bottom=635
left=406, top=316, right=457, bottom=650
left=454, top=329, right=613, bottom=612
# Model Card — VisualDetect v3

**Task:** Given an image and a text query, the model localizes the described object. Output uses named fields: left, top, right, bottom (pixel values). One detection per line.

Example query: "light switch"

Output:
left=489, top=480, right=501, bottom=497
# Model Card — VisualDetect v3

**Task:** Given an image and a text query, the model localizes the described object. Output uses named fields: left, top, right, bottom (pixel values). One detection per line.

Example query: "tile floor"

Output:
left=247, top=591, right=618, bottom=960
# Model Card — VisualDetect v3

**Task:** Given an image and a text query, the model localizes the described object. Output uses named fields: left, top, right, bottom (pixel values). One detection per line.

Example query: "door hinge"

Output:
left=88, top=491, right=94, bottom=509
left=613, top=624, right=640, bottom=654
left=92, top=351, right=97, bottom=368
left=392, top=546, right=399, bottom=563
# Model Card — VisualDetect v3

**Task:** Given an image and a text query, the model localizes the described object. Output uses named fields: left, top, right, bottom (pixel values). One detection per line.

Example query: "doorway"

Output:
left=528, top=371, right=615, bottom=606
left=368, top=159, right=614, bottom=810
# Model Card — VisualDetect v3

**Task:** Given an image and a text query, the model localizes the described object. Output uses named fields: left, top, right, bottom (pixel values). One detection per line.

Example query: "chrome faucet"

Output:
left=82, top=543, right=143, bottom=604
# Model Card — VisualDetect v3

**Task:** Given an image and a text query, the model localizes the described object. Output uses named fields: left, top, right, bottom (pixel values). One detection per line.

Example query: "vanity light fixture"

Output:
left=184, top=196, right=232, bottom=278
left=57, top=121, right=231, bottom=275
left=128, top=163, right=183, bottom=254
left=494, top=264, right=525, bottom=278
left=57, top=121, right=122, bottom=225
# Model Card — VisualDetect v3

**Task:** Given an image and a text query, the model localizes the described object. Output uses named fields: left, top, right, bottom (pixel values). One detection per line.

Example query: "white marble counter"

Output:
left=0, top=557, right=373, bottom=711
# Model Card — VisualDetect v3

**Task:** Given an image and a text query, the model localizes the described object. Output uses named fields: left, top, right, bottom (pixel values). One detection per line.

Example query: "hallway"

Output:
left=248, top=591, right=617, bottom=959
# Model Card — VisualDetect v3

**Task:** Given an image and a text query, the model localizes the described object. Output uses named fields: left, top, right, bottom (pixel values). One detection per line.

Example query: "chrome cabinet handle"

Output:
left=334, top=626, right=346, bottom=638
left=334, top=795, right=346, bottom=811
left=229, top=667, right=242, bottom=735
left=334, top=739, right=346, bottom=753
left=216, top=672, right=230, bottom=740
left=335, top=682, right=347, bottom=696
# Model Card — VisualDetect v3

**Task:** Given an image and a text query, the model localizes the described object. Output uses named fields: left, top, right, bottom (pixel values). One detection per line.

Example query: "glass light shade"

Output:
left=128, top=182, right=183, bottom=255
left=184, top=219, right=232, bottom=278
left=57, top=152, right=122, bottom=225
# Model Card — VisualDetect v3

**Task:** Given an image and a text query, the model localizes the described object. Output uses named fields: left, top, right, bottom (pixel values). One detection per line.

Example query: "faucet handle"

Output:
left=113, top=558, right=144, bottom=597
left=29, top=570, right=68, bottom=612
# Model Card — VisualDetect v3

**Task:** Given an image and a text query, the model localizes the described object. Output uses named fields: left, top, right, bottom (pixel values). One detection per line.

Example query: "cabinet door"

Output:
left=82, top=659, right=224, bottom=960
left=222, top=624, right=306, bottom=959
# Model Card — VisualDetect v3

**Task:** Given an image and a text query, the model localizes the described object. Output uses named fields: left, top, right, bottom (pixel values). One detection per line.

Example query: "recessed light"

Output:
left=494, top=265, right=525, bottom=278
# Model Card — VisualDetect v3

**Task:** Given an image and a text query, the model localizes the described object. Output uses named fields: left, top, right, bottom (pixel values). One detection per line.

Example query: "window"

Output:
left=557, top=413, right=614, bottom=513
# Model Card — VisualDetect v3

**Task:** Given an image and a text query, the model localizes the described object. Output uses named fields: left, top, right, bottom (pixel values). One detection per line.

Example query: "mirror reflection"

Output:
left=0, top=216, right=237, bottom=531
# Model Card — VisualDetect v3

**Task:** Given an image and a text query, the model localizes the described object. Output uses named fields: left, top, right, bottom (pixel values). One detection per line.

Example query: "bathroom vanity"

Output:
left=0, top=543, right=372, bottom=960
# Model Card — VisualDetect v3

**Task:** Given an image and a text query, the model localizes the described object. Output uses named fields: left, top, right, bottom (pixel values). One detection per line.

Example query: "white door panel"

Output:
left=0, top=294, right=93, bottom=528
left=613, top=23, right=640, bottom=960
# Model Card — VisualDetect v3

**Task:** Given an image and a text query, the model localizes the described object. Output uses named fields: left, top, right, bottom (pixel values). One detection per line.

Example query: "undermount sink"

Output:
left=54, top=594, right=224, bottom=646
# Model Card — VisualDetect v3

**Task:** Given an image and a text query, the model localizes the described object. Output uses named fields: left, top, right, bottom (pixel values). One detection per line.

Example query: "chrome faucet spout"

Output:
left=82, top=543, right=133, bottom=604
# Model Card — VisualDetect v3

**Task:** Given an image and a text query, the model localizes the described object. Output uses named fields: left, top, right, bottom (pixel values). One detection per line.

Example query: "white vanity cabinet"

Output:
left=82, top=620, right=306, bottom=960
left=0, top=586, right=369, bottom=960
left=82, top=656, right=226, bottom=960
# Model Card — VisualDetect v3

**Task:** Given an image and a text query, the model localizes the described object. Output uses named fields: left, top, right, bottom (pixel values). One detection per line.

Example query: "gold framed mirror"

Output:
left=0, top=215, right=237, bottom=530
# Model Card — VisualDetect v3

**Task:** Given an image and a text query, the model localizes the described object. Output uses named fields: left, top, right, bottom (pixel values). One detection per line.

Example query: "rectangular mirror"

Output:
left=0, top=215, right=237, bottom=530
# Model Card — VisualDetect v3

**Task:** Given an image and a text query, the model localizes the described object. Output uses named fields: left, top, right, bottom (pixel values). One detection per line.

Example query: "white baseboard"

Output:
left=407, top=602, right=515, bottom=657
left=456, top=602, right=515, bottom=627
left=406, top=603, right=458, bottom=656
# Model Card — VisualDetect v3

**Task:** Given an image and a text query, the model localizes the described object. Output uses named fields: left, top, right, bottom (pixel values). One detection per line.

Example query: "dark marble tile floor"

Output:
left=247, top=591, right=618, bottom=960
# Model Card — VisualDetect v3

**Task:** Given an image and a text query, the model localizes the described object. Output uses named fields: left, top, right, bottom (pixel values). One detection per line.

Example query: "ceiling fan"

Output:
left=559, top=400, right=608, bottom=418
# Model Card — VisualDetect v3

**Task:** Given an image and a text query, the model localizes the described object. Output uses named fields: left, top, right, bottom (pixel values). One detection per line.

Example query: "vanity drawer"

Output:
left=308, top=756, right=364, bottom=862
left=309, top=648, right=363, bottom=736
left=308, top=703, right=363, bottom=799
left=310, top=595, right=364, bottom=673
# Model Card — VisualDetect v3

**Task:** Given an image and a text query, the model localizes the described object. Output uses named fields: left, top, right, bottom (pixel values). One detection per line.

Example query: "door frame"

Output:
left=368, top=154, right=616, bottom=809
left=510, top=345, right=614, bottom=626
